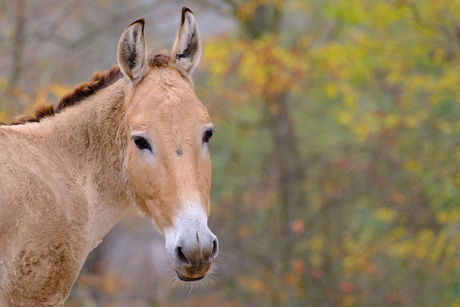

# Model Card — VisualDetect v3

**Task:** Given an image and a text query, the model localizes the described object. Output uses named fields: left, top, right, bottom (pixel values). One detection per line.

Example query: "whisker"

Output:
left=216, top=258, right=229, bottom=270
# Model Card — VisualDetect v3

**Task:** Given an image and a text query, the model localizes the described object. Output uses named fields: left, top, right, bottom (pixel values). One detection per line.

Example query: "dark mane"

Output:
left=3, top=54, right=170, bottom=126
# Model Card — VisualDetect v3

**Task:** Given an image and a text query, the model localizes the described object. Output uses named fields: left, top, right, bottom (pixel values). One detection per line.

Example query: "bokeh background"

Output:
left=1, top=0, right=460, bottom=306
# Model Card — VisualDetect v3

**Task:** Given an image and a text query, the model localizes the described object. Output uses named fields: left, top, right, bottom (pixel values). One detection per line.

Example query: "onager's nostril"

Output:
left=210, top=238, right=219, bottom=260
left=175, top=246, right=190, bottom=265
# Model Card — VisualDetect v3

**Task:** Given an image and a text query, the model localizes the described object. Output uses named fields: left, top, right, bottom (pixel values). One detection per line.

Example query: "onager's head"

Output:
left=118, top=8, right=218, bottom=282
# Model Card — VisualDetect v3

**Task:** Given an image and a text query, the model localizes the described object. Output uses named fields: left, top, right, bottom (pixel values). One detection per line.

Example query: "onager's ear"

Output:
left=171, top=7, right=202, bottom=77
left=117, top=19, right=148, bottom=84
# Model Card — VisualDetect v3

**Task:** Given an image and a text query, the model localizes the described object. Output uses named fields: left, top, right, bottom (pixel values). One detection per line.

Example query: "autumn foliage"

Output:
left=199, top=1, right=460, bottom=306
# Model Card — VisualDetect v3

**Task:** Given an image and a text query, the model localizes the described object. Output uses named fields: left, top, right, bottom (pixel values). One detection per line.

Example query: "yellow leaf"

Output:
left=415, top=245, right=427, bottom=259
left=404, top=115, right=418, bottom=128
left=391, top=226, right=406, bottom=240
left=311, top=238, right=323, bottom=251
left=436, top=211, right=448, bottom=224
left=404, top=160, right=422, bottom=174
left=384, top=113, right=399, bottom=129
left=343, top=295, right=354, bottom=307
left=374, top=208, right=394, bottom=223
left=324, top=83, right=338, bottom=99
left=338, top=111, right=353, bottom=125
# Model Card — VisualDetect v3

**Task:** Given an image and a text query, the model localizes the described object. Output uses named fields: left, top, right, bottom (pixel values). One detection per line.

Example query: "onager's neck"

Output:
left=13, top=79, right=132, bottom=252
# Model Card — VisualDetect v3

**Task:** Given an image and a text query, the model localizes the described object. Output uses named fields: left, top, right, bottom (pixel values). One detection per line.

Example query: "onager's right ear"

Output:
left=171, top=7, right=202, bottom=78
left=117, top=19, right=148, bottom=84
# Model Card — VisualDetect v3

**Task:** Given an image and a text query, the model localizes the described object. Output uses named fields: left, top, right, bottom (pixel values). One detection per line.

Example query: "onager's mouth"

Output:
left=164, top=206, right=219, bottom=283
left=175, top=270, right=205, bottom=282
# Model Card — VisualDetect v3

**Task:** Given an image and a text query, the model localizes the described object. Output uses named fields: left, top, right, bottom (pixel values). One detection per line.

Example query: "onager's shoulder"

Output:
left=2, top=240, right=81, bottom=306
left=0, top=129, right=89, bottom=306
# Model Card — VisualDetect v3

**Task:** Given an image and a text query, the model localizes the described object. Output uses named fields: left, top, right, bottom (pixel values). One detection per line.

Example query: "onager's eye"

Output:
left=203, top=129, right=213, bottom=143
left=132, top=136, right=152, bottom=151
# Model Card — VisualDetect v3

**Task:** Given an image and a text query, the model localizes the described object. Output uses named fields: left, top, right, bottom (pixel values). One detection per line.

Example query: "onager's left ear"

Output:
left=171, top=7, right=202, bottom=77
left=117, top=19, right=148, bottom=84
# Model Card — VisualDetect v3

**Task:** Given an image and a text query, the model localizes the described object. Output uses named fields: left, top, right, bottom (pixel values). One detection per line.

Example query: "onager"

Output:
left=0, top=7, right=218, bottom=306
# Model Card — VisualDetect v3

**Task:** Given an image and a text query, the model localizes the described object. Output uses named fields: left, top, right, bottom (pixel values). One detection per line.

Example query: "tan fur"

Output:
left=0, top=12, right=213, bottom=306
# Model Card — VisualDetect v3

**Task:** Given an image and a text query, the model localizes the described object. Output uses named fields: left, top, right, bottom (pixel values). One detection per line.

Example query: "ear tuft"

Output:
left=171, top=7, right=202, bottom=77
left=117, top=19, right=148, bottom=84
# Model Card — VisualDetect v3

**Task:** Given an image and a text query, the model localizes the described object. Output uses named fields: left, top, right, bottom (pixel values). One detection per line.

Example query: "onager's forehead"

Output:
left=127, top=68, right=211, bottom=130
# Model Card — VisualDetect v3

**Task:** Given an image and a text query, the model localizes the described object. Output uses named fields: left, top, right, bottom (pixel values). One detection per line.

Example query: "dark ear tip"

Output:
left=181, top=7, right=194, bottom=24
left=181, top=7, right=194, bottom=25
left=129, top=18, right=145, bottom=28
left=182, top=7, right=193, bottom=15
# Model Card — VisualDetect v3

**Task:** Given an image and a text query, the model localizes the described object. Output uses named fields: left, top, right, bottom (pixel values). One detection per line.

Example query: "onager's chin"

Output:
left=175, top=270, right=206, bottom=282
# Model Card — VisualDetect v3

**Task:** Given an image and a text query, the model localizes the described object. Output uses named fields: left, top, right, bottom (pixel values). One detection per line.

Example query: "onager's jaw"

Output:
left=164, top=204, right=219, bottom=281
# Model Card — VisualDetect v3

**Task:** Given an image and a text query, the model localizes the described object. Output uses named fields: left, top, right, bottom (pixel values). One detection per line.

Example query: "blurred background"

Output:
left=1, top=0, right=460, bottom=306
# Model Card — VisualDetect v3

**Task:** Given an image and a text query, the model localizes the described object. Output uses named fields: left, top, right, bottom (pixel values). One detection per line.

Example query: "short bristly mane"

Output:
left=3, top=54, right=169, bottom=126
